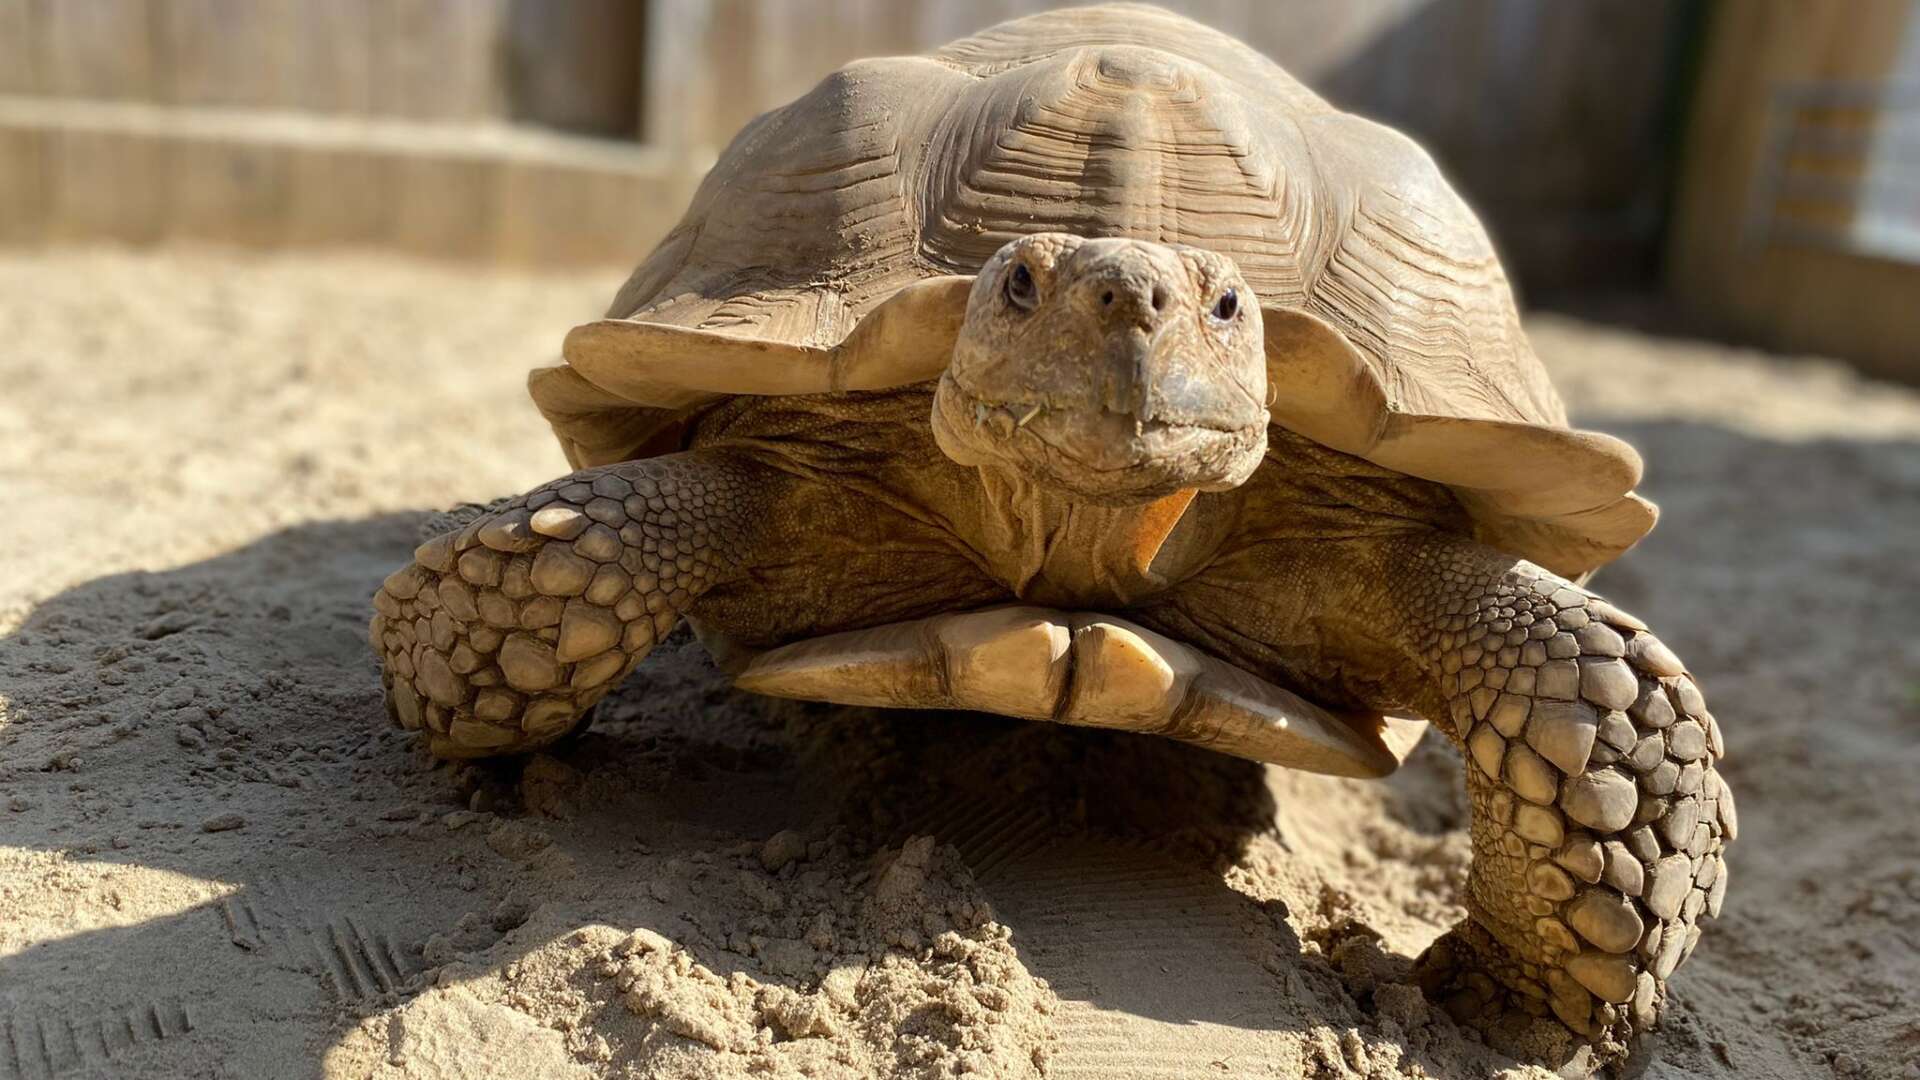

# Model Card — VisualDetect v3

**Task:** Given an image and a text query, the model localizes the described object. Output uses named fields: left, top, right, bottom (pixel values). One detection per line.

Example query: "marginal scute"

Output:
left=935, top=607, right=1072, bottom=719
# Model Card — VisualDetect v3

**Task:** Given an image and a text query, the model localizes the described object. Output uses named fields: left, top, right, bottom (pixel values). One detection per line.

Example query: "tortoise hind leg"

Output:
left=369, top=451, right=778, bottom=758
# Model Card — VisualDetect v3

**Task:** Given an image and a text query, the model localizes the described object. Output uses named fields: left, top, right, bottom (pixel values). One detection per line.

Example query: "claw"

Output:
left=1015, top=403, right=1043, bottom=427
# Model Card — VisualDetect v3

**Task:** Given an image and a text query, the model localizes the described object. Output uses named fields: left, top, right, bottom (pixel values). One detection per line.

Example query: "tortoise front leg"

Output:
left=1140, top=533, right=1734, bottom=1061
left=1384, top=537, right=1734, bottom=1055
left=369, top=450, right=778, bottom=757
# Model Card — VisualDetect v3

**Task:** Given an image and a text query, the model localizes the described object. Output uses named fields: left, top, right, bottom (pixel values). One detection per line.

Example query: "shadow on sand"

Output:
left=0, top=507, right=1359, bottom=1077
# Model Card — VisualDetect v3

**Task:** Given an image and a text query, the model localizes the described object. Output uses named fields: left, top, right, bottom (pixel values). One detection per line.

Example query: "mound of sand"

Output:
left=3, top=250, right=1917, bottom=1079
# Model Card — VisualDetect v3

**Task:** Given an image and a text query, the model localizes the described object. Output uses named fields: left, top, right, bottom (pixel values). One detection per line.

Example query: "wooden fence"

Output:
left=0, top=0, right=1690, bottom=291
left=1667, top=0, right=1920, bottom=382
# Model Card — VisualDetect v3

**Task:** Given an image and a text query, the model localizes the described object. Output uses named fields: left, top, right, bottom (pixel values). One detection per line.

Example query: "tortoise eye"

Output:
left=1211, top=288, right=1239, bottom=322
left=1006, top=262, right=1038, bottom=311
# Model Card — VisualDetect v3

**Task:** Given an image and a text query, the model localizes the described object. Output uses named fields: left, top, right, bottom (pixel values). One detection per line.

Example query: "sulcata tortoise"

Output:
left=371, top=3, right=1732, bottom=1063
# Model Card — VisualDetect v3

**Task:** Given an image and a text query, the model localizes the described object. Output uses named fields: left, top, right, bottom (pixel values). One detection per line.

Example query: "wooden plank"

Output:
left=389, top=152, right=504, bottom=261
left=371, top=0, right=507, bottom=120
left=1668, top=0, right=1919, bottom=378
left=159, top=0, right=283, bottom=108
left=35, top=0, right=158, bottom=100
left=282, top=141, right=396, bottom=249
left=278, top=0, right=375, bottom=114
left=0, top=125, right=50, bottom=242
left=0, top=0, right=38, bottom=94
left=640, top=0, right=715, bottom=149
left=705, top=0, right=770, bottom=156
left=156, top=0, right=378, bottom=113
left=163, top=0, right=374, bottom=113
left=43, top=125, right=167, bottom=243
left=495, top=156, right=690, bottom=264
left=167, top=133, right=290, bottom=246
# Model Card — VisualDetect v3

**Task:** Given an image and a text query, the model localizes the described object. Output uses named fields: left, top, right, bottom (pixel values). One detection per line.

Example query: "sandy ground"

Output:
left=2, top=248, right=1918, bottom=1080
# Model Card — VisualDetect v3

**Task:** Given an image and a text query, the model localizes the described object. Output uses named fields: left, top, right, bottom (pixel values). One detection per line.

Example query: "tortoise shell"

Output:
left=531, top=3, right=1654, bottom=579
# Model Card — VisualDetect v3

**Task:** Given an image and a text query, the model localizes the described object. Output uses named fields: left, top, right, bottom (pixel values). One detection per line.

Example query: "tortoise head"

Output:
left=931, top=233, right=1269, bottom=504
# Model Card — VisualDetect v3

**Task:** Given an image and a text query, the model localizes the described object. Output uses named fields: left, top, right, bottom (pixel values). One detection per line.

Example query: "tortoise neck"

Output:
left=959, top=464, right=1210, bottom=609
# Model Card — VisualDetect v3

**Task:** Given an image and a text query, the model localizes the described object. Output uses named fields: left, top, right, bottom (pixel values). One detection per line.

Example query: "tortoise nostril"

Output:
left=1100, top=290, right=1115, bottom=307
left=1151, top=284, right=1168, bottom=311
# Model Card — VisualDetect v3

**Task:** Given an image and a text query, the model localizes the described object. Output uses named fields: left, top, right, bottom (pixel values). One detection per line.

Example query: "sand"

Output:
left=2, top=248, right=1917, bottom=1080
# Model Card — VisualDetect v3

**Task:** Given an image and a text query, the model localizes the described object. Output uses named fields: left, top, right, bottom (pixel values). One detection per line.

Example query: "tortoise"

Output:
left=370, top=3, right=1733, bottom=1064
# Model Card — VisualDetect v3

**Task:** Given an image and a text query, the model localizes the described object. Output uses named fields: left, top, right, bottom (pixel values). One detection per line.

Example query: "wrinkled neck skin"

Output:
left=959, top=460, right=1233, bottom=610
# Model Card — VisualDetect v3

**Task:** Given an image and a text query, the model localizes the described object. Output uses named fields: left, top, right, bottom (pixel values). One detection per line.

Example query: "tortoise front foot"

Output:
left=369, top=452, right=764, bottom=758
left=1415, top=920, right=1630, bottom=1071
left=1400, top=541, right=1735, bottom=1069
